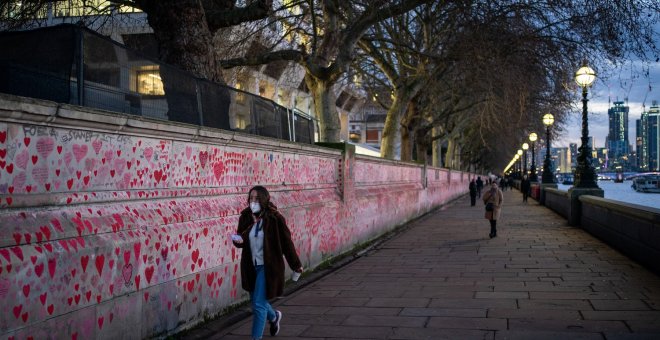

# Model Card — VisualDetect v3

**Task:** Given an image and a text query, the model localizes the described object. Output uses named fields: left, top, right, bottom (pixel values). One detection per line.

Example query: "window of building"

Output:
left=366, top=130, right=379, bottom=143
left=136, top=68, right=164, bottom=96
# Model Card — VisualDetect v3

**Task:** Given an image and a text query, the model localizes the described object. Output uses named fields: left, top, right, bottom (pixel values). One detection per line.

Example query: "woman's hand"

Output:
left=231, top=234, right=243, bottom=245
left=296, top=266, right=303, bottom=273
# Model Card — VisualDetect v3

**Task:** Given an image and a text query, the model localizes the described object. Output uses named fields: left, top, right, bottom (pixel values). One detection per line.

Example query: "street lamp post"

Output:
left=522, top=143, right=529, bottom=177
left=567, top=62, right=604, bottom=226
left=542, top=114, right=554, bottom=183
left=529, top=133, right=538, bottom=181
left=517, top=149, right=523, bottom=178
left=573, top=63, right=599, bottom=188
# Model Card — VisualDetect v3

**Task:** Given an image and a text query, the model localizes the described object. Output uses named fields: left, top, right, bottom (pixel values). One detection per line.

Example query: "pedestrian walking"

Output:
left=232, top=186, right=304, bottom=340
left=483, top=181, right=504, bottom=238
left=469, top=179, right=477, bottom=206
left=520, top=175, right=531, bottom=203
left=476, top=176, right=484, bottom=198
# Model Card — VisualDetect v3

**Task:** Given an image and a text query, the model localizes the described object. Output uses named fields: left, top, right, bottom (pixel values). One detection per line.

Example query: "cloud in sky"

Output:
left=556, top=60, right=660, bottom=148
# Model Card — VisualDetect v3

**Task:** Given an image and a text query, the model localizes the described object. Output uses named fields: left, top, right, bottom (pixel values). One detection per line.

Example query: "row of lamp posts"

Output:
left=510, top=62, right=599, bottom=191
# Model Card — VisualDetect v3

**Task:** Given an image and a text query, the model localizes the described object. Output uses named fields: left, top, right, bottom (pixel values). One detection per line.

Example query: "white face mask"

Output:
left=250, top=202, right=261, bottom=214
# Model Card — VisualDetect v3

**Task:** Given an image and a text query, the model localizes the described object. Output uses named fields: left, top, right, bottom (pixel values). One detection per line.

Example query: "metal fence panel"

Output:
left=0, top=24, right=315, bottom=144
left=0, top=25, right=75, bottom=103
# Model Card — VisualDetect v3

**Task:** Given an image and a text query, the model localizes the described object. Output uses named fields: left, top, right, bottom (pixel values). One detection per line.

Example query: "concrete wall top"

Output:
left=545, top=187, right=569, bottom=197
left=579, top=195, right=660, bottom=223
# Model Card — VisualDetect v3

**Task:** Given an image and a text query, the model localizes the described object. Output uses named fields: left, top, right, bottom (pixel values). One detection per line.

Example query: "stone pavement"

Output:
left=180, top=189, right=660, bottom=339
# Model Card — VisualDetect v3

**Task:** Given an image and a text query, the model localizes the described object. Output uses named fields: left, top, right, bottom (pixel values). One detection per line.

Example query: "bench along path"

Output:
left=192, top=189, right=660, bottom=339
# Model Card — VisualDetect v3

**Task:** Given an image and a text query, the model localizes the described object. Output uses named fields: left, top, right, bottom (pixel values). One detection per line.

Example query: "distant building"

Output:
left=636, top=113, right=648, bottom=171
left=636, top=101, right=660, bottom=171
left=551, top=147, right=572, bottom=173
left=348, top=102, right=387, bottom=149
left=594, top=147, right=608, bottom=171
left=606, top=101, right=630, bottom=170
left=569, top=143, right=578, bottom=170
left=649, top=103, right=660, bottom=171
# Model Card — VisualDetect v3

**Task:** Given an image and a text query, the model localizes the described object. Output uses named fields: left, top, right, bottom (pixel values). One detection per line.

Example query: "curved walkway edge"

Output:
left=178, top=189, right=660, bottom=340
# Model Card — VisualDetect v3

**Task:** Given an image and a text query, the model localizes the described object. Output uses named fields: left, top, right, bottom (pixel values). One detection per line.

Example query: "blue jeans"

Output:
left=251, top=265, right=276, bottom=339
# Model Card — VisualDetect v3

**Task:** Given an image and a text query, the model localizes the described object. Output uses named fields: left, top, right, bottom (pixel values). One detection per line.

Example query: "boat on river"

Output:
left=631, top=175, right=660, bottom=193
left=614, top=172, right=624, bottom=183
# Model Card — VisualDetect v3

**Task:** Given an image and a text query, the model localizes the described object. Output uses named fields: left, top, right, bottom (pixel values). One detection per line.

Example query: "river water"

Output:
left=556, top=180, right=660, bottom=210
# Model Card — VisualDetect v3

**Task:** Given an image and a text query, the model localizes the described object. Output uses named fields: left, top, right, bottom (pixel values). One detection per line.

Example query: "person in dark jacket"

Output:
left=476, top=176, right=484, bottom=198
left=233, top=186, right=303, bottom=340
left=469, top=179, right=477, bottom=206
left=520, top=175, right=531, bottom=203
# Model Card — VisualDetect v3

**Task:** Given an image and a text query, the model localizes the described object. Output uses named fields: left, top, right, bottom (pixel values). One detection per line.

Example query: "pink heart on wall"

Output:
left=36, top=137, right=55, bottom=158
left=72, top=144, right=88, bottom=163
left=15, top=149, right=28, bottom=169
left=122, top=264, right=133, bottom=286
left=92, top=140, right=102, bottom=154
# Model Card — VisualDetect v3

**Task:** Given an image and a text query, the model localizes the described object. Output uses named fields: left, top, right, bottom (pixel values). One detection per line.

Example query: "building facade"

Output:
left=2, top=0, right=368, bottom=145
left=636, top=101, right=660, bottom=172
left=649, top=103, right=660, bottom=171
left=606, top=101, right=630, bottom=170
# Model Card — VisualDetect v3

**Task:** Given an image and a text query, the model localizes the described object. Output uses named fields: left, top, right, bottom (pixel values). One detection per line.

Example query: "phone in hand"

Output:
left=231, top=234, right=243, bottom=242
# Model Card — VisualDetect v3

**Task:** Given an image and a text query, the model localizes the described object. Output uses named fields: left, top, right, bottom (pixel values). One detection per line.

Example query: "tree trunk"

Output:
left=380, top=95, right=411, bottom=159
left=432, top=127, right=443, bottom=167
left=415, top=133, right=429, bottom=165
left=143, top=0, right=222, bottom=82
left=445, top=138, right=456, bottom=169
left=401, top=126, right=412, bottom=161
left=305, top=74, right=340, bottom=142
left=141, top=1, right=227, bottom=127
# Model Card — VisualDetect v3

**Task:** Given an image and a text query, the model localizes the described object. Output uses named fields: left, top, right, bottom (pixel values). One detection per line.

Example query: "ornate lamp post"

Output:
left=529, top=133, right=538, bottom=181
left=574, top=63, right=599, bottom=188
left=514, top=154, right=520, bottom=177
left=522, top=143, right=529, bottom=177
left=542, top=113, right=555, bottom=184
left=517, top=149, right=523, bottom=178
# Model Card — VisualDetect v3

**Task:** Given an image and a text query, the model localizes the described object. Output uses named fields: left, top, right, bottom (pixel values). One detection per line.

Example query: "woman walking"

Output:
left=232, top=186, right=304, bottom=339
left=483, top=181, right=504, bottom=238
left=469, top=179, right=477, bottom=206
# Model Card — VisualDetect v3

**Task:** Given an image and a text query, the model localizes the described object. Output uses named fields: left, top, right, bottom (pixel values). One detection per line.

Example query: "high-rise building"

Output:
left=569, top=143, right=578, bottom=170
left=552, top=147, right=572, bottom=173
left=636, top=110, right=648, bottom=171
left=606, top=101, right=629, bottom=170
left=649, top=103, right=660, bottom=171
left=636, top=102, right=660, bottom=172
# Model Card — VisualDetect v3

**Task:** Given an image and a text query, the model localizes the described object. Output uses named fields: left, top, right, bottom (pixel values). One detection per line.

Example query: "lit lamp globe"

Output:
left=543, top=113, right=554, bottom=126
left=529, top=133, right=537, bottom=142
left=575, top=65, right=596, bottom=87
left=522, top=143, right=529, bottom=151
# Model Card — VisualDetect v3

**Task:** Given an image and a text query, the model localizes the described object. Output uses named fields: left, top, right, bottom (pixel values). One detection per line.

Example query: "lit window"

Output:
left=136, top=69, right=164, bottom=95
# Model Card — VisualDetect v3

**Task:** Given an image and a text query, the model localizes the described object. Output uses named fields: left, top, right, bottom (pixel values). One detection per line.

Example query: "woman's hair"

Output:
left=247, top=185, right=271, bottom=210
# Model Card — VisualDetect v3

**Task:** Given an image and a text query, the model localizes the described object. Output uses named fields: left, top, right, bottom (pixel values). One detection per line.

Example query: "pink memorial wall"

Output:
left=0, top=94, right=470, bottom=339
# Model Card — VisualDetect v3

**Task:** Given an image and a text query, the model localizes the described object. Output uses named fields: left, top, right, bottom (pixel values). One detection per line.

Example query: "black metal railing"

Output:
left=0, top=24, right=315, bottom=143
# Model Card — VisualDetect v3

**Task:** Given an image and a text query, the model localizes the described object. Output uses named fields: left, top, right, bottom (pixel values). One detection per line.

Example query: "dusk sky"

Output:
left=556, top=60, right=660, bottom=149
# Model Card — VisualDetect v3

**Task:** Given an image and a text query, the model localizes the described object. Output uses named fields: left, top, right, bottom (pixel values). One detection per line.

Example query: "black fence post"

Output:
left=75, top=28, right=84, bottom=106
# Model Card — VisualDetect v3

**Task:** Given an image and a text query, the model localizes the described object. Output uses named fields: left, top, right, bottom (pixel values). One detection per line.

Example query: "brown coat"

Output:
left=233, top=205, right=302, bottom=299
left=483, top=186, right=504, bottom=220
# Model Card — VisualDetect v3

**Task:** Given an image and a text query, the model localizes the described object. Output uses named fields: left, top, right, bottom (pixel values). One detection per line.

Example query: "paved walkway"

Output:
left=182, top=189, right=660, bottom=339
